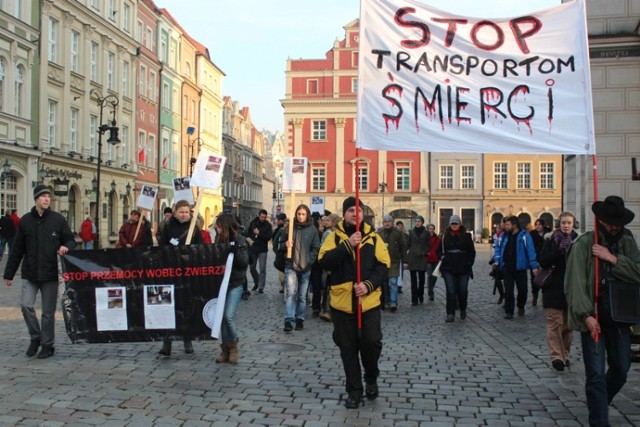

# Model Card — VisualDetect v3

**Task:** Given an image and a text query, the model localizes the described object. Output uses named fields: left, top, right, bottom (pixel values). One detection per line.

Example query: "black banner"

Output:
left=60, top=244, right=230, bottom=344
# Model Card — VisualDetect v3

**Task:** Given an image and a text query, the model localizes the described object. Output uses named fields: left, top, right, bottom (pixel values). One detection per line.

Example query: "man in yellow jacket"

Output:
left=318, top=196, right=390, bottom=409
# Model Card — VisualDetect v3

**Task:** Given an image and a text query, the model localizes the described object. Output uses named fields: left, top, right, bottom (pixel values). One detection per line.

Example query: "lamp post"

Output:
left=91, top=90, right=121, bottom=248
left=378, top=179, right=387, bottom=223
left=186, top=126, right=204, bottom=176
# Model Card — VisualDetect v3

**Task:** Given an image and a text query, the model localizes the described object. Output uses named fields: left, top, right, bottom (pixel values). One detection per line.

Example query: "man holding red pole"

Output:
left=318, top=196, right=390, bottom=409
left=565, top=196, right=640, bottom=427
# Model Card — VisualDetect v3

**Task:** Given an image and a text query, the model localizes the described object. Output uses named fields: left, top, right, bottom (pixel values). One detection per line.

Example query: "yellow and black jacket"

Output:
left=318, top=221, right=390, bottom=314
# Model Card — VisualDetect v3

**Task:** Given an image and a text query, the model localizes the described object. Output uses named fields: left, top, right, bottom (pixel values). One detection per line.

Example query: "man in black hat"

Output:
left=318, top=196, right=390, bottom=409
left=565, top=195, right=640, bottom=427
left=3, top=184, right=75, bottom=359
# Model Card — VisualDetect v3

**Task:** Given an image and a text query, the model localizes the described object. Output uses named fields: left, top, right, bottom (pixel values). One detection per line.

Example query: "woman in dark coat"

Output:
left=158, top=199, right=203, bottom=357
left=538, top=211, right=578, bottom=372
left=404, top=215, right=430, bottom=305
left=437, top=215, right=475, bottom=323
left=213, top=213, right=249, bottom=364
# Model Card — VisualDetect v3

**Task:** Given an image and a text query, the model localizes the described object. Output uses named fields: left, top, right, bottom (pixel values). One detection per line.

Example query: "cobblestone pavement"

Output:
left=0, top=245, right=639, bottom=426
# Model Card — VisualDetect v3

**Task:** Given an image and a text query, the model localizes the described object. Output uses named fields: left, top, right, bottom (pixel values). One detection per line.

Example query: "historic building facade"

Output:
left=563, top=0, right=640, bottom=240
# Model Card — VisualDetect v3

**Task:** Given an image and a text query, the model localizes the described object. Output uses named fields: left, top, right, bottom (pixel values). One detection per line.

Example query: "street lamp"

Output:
left=91, top=89, right=121, bottom=248
left=186, top=126, right=204, bottom=176
left=378, top=178, right=387, bottom=221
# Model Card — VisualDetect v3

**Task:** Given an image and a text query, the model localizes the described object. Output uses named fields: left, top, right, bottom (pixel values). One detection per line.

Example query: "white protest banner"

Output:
left=357, top=0, right=594, bottom=154
left=190, top=151, right=226, bottom=190
left=173, top=176, right=195, bottom=205
left=282, top=157, right=308, bottom=193
left=137, top=185, right=158, bottom=212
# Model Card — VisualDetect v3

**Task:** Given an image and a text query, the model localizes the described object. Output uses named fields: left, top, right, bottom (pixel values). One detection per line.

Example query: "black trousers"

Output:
left=331, top=308, right=382, bottom=393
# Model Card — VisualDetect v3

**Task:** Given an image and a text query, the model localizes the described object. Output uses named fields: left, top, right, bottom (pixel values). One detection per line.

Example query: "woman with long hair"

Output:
left=213, top=213, right=249, bottom=363
left=437, top=214, right=476, bottom=323
left=538, top=211, right=578, bottom=371
left=278, top=204, right=320, bottom=332
left=158, top=200, right=203, bottom=356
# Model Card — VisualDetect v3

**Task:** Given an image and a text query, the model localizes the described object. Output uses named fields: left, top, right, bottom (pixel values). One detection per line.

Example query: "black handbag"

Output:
left=608, top=280, right=640, bottom=324
left=274, top=251, right=286, bottom=272
left=533, top=267, right=553, bottom=289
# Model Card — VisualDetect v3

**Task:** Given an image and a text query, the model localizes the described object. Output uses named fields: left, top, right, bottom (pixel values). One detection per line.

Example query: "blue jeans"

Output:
left=442, top=271, right=469, bottom=316
left=385, top=276, right=399, bottom=306
left=284, top=268, right=310, bottom=322
left=83, top=240, right=94, bottom=250
left=502, top=269, right=528, bottom=315
left=249, top=251, right=268, bottom=290
left=581, top=326, right=631, bottom=427
left=220, top=285, right=243, bottom=344
left=0, top=236, right=11, bottom=257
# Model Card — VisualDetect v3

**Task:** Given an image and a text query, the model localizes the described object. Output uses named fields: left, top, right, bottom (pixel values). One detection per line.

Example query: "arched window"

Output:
left=14, top=64, right=24, bottom=117
left=0, top=57, right=5, bottom=112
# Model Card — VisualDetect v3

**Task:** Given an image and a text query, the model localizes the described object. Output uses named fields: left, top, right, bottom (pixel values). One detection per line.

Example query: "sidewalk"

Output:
left=0, top=245, right=638, bottom=426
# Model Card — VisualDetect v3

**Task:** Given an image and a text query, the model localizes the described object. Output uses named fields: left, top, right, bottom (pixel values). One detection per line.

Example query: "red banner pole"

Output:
left=592, top=154, right=600, bottom=343
left=355, top=150, right=362, bottom=336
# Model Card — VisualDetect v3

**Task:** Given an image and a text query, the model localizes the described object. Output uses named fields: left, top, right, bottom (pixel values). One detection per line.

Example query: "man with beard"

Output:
left=565, top=196, right=640, bottom=427
left=244, top=209, right=272, bottom=293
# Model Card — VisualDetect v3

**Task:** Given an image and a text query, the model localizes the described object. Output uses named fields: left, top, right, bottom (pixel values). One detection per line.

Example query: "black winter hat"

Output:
left=33, top=184, right=51, bottom=199
left=342, top=196, right=357, bottom=215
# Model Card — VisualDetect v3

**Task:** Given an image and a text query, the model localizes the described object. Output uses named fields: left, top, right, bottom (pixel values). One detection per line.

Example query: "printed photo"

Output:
left=146, top=285, right=173, bottom=305
left=142, top=185, right=157, bottom=198
left=107, top=288, right=124, bottom=309
left=205, top=156, right=223, bottom=173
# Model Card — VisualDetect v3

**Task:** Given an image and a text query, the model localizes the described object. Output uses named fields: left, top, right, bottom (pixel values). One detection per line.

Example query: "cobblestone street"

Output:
left=0, top=245, right=639, bottom=426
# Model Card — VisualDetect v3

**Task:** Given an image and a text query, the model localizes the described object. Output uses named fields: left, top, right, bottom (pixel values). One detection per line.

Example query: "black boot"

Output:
left=159, top=339, right=172, bottom=356
left=183, top=339, right=194, bottom=354
left=496, top=280, right=505, bottom=305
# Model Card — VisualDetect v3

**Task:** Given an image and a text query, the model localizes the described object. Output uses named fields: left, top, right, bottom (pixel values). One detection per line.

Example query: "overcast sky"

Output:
left=153, top=0, right=561, bottom=132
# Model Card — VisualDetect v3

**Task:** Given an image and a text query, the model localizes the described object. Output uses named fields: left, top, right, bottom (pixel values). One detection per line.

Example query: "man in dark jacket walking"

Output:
left=3, top=185, right=75, bottom=359
left=244, top=209, right=272, bottom=293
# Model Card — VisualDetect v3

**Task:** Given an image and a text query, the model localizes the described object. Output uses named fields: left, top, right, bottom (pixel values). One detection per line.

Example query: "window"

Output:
left=138, top=131, right=146, bottom=165
left=107, top=0, right=115, bottom=21
left=162, top=82, right=169, bottom=106
left=159, top=33, right=167, bottom=63
left=191, top=100, right=196, bottom=122
left=440, top=165, right=453, bottom=189
left=395, top=164, right=410, bottom=190
left=135, top=20, right=143, bottom=43
left=517, top=162, right=531, bottom=189
left=169, top=40, right=176, bottom=68
left=540, top=162, right=554, bottom=189
left=147, top=134, right=155, bottom=168
left=0, top=57, right=4, bottom=112
left=311, top=165, right=326, bottom=191
left=357, top=166, right=368, bottom=191
left=311, top=120, right=326, bottom=141
left=493, top=162, right=507, bottom=189
left=107, top=52, right=115, bottom=90
left=172, top=88, right=178, bottom=112
left=70, top=30, right=80, bottom=73
left=91, top=0, right=100, bottom=10
left=139, top=64, right=146, bottom=97
left=162, top=135, right=170, bottom=169
left=307, top=79, right=318, bottom=94
left=14, top=65, right=23, bottom=117
left=48, top=18, right=58, bottom=63
left=0, top=173, right=17, bottom=216
left=183, top=94, right=188, bottom=117
left=149, top=71, right=156, bottom=101
left=70, top=108, right=78, bottom=151
left=48, top=100, right=58, bottom=148
left=461, top=165, right=475, bottom=189
left=352, top=51, right=359, bottom=67
left=122, top=61, right=129, bottom=97
left=90, top=115, right=97, bottom=156
left=122, top=3, right=130, bottom=32
left=90, top=41, right=98, bottom=81
left=352, top=78, right=358, bottom=93
left=121, top=125, right=129, bottom=163
left=13, top=0, right=21, bottom=19
left=145, top=27, right=153, bottom=50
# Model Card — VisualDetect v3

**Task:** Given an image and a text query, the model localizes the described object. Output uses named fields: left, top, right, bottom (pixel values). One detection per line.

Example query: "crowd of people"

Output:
left=2, top=189, right=639, bottom=422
